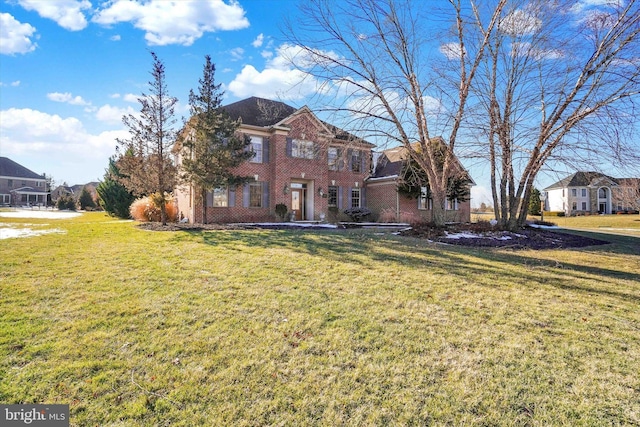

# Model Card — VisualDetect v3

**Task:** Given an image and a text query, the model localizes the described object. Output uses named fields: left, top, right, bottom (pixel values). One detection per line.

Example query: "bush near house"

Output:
left=343, top=207, right=372, bottom=222
left=56, top=195, right=76, bottom=211
left=130, top=195, right=178, bottom=222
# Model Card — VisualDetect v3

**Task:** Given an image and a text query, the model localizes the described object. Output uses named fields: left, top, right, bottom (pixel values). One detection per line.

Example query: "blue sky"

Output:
left=1, top=0, right=636, bottom=208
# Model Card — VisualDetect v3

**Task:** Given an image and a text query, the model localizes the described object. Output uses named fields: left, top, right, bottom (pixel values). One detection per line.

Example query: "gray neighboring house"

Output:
left=543, top=171, right=639, bottom=215
left=0, top=157, right=48, bottom=206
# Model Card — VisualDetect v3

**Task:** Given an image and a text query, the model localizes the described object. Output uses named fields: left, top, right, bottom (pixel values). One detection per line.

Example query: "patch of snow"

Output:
left=528, top=223, right=560, bottom=229
left=238, top=222, right=338, bottom=229
left=444, top=232, right=482, bottom=239
left=0, top=210, right=82, bottom=219
left=0, top=227, right=66, bottom=239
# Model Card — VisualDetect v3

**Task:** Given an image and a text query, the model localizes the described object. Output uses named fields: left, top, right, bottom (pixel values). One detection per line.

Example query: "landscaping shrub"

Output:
left=56, top=195, right=76, bottom=211
left=129, top=195, right=178, bottom=222
left=398, top=211, right=419, bottom=225
left=275, top=203, right=288, bottom=221
left=343, top=207, right=371, bottom=222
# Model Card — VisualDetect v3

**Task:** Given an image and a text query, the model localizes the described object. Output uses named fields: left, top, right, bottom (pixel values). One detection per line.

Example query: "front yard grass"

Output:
left=1, top=213, right=639, bottom=426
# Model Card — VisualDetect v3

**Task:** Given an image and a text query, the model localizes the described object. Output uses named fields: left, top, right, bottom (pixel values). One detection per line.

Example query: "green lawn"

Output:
left=1, top=212, right=639, bottom=426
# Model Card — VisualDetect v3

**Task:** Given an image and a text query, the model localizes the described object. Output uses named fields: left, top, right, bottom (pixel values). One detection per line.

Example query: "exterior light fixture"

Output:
left=254, top=174, right=259, bottom=182
left=283, top=183, right=290, bottom=194
left=318, top=187, right=324, bottom=197
left=301, top=172, right=306, bottom=178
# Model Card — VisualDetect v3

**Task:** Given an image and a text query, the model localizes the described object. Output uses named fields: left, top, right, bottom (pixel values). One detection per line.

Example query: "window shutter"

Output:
left=243, top=184, right=249, bottom=207
left=206, top=191, right=213, bottom=207
left=263, top=137, right=269, bottom=163
left=338, top=186, right=343, bottom=209
left=348, top=187, right=352, bottom=208
left=347, top=149, right=353, bottom=170
left=361, top=188, right=366, bottom=207
left=360, top=154, right=365, bottom=173
left=314, top=143, right=320, bottom=159
left=229, top=187, right=236, bottom=207
left=286, top=138, right=293, bottom=157
left=262, top=182, right=269, bottom=208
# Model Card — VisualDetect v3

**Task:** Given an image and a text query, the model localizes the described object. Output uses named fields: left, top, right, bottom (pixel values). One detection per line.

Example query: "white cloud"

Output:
left=252, top=33, right=264, bottom=48
left=0, top=108, right=126, bottom=184
left=110, top=34, right=121, bottom=41
left=229, top=47, right=244, bottom=61
left=95, top=104, right=136, bottom=124
left=261, top=50, right=273, bottom=59
left=123, top=93, right=139, bottom=103
left=570, top=0, right=620, bottom=14
left=439, top=42, right=464, bottom=60
left=0, top=80, right=21, bottom=87
left=93, top=0, right=250, bottom=46
left=499, top=9, right=542, bottom=36
left=0, top=13, right=37, bottom=55
left=18, top=0, right=91, bottom=31
left=47, top=92, right=91, bottom=106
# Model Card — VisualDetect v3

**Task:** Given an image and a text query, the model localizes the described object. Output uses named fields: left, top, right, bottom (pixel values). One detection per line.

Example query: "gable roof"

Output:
left=222, top=96, right=297, bottom=127
left=544, top=171, right=618, bottom=190
left=0, top=157, right=45, bottom=180
left=371, top=140, right=474, bottom=184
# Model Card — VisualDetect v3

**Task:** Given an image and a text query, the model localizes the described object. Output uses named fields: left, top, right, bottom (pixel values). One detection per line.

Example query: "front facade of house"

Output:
left=0, top=157, right=48, bottom=206
left=366, top=145, right=472, bottom=223
left=544, top=171, right=639, bottom=215
left=174, top=97, right=374, bottom=223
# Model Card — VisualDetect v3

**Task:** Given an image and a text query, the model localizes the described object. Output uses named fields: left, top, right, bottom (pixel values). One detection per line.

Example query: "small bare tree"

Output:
left=613, top=178, right=640, bottom=213
left=462, top=0, right=640, bottom=229
left=117, top=52, right=178, bottom=225
left=284, top=0, right=507, bottom=226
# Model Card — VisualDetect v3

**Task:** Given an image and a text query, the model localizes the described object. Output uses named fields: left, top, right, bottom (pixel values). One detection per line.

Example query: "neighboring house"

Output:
left=0, top=157, right=48, bottom=206
left=366, top=143, right=474, bottom=223
left=543, top=171, right=640, bottom=215
left=51, top=182, right=99, bottom=203
left=174, top=97, right=375, bottom=223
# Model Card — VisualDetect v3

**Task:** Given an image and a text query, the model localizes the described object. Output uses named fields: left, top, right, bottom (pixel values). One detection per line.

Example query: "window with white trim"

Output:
left=351, top=188, right=361, bottom=208
left=250, top=136, right=263, bottom=163
left=292, top=140, right=315, bottom=159
left=351, top=150, right=362, bottom=172
left=249, top=183, right=263, bottom=208
left=418, top=186, right=432, bottom=210
left=446, top=198, right=459, bottom=211
left=571, top=188, right=577, bottom=197
left=581, top=202, right=587, bottom=210
left=328, top=147, right=341, bottom=170
left=213, top=187, right=228, bottom=207
left=581, top=188, right=587, bottom=197
left=328, top=186, right=338, bottom=207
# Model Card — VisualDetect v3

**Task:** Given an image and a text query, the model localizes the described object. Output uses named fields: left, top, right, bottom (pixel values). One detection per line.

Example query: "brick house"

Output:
left=174, top=97, right=375, bottom=223
left=0, top=157, right=48, bottom=206
left=366, top=144, right=473, bottom=223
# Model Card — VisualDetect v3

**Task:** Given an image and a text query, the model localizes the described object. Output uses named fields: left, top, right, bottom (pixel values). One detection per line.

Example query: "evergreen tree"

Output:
left=97, top=156, right=135, bottom=218
left=179, top=55, right=253, bottom=224
left=78, top=186, right=96, bottom=210
left=117, top=51, right=178, bottom=225
left=528, top=188, right=542, bottom=216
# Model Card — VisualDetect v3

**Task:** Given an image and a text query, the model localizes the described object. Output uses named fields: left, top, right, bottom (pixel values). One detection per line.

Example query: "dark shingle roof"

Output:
left=544, top=171, right=618, bottom=190
left=0, top=157, right=45, bottom=180
left=222, top=97, right=297, bottom=127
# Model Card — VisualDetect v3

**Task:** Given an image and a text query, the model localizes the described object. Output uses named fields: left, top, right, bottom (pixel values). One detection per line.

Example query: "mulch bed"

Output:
left=137, top=222, right=610, bottom=250
left=401, top=224, right=610, bottom=250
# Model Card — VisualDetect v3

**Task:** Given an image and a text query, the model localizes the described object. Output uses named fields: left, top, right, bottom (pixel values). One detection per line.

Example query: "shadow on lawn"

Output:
left=184, top=227, right=640, bottom=304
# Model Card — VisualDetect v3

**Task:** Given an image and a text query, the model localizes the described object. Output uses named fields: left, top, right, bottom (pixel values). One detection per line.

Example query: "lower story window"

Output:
left=351, top=188, right=361, bottom=208
left=581, top=202, right=587, bottom=210
left=419, top=186, right=432, bottom=210
left=213, top=187, right=228, bottom=207
left=446, top=198, right=459, bottom=211
left=249, top=182, right=263, bottom=208
left=328, top=186, right=338, bottom=207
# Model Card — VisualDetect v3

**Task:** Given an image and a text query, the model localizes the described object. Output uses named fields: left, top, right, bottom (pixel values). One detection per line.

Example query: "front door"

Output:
left=599, top=203, right=606, bottom=214
left=291, top=189, right=304, bottom=220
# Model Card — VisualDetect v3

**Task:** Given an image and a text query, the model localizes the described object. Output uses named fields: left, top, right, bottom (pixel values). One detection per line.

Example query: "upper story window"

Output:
left=7, top=179, right=13, bottom=187
left=598, top=188, right=607, bottom=198
left=292, top=139, right=315, bottom=159
left=571, top=188, right=577, bottom=197
left=581, top=188, right=587, bottom=197
left=328, top=147, right=342, bottom=170
left=351, top=150, right=362, bottom=173
left=250, top=136, right=263, bottom=163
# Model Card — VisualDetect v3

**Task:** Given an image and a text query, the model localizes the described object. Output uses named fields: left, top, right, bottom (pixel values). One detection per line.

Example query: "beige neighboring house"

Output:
left=0, top=157, right=48, bottom=206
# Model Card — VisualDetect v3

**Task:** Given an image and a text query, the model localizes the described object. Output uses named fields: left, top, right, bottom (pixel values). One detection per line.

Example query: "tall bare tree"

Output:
left=284, top=0, right=507, bottom=226
left=463, top=0, right=640, bottom=229
left=117, top=51, right=178, bottom=225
